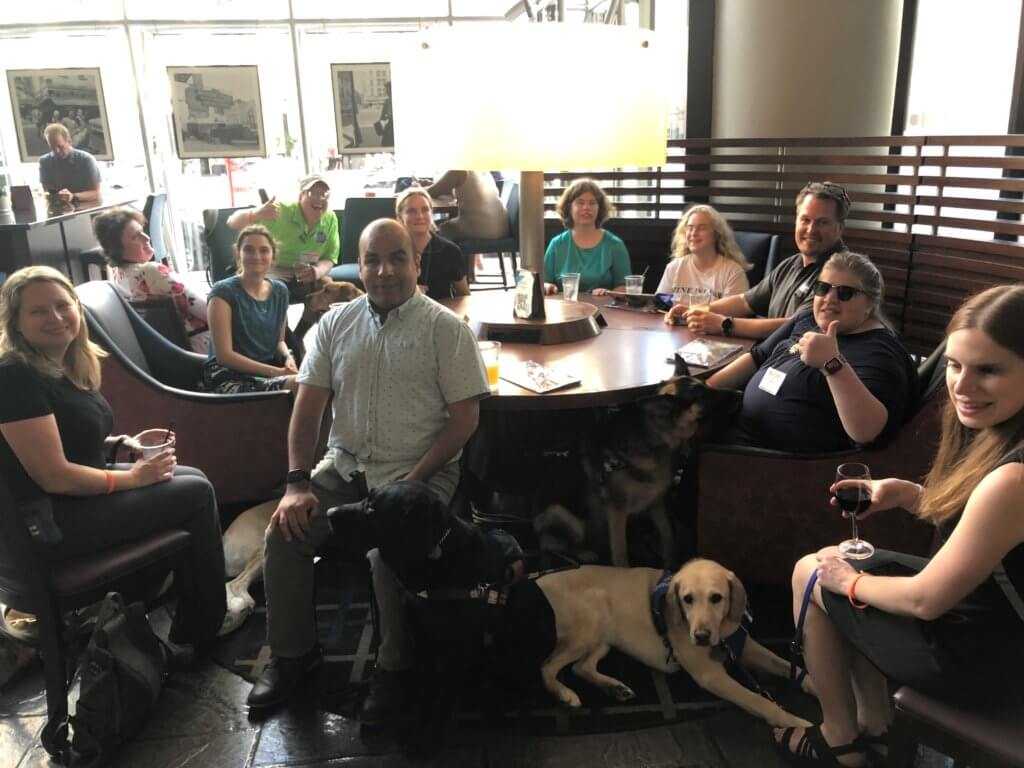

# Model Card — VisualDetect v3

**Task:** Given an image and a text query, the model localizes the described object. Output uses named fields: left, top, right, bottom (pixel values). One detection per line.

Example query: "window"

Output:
left=905, top=0, right=1021, bottom=134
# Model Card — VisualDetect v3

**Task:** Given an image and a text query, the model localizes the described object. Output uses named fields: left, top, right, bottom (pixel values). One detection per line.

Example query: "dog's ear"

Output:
left=673, top=353, right=691, bottom=378
left=666, top=572, right=688, bottom=629
left=721, top=570, right=748, bottom=638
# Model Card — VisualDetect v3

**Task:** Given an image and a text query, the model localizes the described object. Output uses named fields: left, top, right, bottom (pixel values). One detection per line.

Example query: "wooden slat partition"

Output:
left=543, top=135, right=1024, bottom=354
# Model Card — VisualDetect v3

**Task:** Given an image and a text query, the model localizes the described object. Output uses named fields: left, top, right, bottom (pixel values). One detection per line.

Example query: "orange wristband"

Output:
left=104, top=470, right=116, bottom=494
left=848, top=573, right=869, bottom=609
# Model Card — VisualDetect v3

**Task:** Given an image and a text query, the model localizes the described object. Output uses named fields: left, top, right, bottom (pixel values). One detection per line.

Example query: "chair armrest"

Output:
left=100, top=356, right=292, bottom=505
left=695, top=395, right=943, bottom=585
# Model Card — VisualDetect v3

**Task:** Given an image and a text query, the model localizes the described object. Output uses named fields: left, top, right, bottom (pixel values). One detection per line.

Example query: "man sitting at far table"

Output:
left=38, top=123, right=102, bottom=206
left=666, top=181, right=849, bottom=340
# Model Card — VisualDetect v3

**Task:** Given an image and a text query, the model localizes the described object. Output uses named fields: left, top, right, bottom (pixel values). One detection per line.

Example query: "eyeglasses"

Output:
left=811, top=280, right=863, bottom=302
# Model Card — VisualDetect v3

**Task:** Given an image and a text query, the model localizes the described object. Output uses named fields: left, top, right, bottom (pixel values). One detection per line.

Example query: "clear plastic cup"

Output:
left=689, top=288, right=713, bottom=313
left=478, top=341, right=501, bottom=392
left=562, top=272, right=581, bottom=302
left=135, top=429, right=173, bottom=459
left=624, top=275, right=644, bottom=294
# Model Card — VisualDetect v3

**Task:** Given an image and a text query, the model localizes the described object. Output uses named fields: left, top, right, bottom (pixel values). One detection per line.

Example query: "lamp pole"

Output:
left=519, top=170, right=546, bottom=276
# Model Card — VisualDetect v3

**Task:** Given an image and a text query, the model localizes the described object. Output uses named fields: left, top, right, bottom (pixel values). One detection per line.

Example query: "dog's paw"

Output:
left=226, top=579, right=257, bottom=614
left=219, top=582, right=256, bottom=637
left=605, top=682, right=636, bottom=702
left=557, top=689, right=582, bottom=709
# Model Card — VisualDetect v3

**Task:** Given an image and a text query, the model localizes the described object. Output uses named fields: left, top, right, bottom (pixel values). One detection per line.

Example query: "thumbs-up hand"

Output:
left=255, top=196, right=280, bottom=222
left=793, top=319, right=841, bottom=370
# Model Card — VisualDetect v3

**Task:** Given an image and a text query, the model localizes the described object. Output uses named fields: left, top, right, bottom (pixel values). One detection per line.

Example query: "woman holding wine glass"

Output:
left=776, top=284, right=1024, bottom=767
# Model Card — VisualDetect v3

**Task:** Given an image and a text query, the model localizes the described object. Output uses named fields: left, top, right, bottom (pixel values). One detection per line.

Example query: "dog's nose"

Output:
left=693, top=630, right=711, bottom=646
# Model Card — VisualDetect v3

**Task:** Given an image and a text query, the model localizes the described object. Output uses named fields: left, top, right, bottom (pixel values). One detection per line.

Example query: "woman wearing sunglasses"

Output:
left=707, top=251, right=916, bottom=452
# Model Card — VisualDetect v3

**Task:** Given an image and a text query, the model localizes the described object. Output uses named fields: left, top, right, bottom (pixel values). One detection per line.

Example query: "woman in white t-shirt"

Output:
left=656, top=205, right=750, bottom=299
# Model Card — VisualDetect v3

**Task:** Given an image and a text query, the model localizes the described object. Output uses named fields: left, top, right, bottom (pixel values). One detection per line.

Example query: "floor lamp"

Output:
left=392, top=24, right=666, bottom=285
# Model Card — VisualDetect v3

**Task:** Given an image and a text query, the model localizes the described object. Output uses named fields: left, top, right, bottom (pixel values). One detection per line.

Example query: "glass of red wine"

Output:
left=835, top=462, right=874, bottom=560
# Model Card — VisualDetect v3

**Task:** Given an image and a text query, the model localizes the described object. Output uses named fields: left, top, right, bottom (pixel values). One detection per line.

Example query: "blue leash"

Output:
left=789, top=570, right=818, bottom=688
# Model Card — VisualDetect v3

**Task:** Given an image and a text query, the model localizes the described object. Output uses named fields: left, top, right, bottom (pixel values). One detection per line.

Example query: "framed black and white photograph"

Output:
left=331, top=63, right=393, bottom=154
left=7, top=68, right=113, bottom=162
left=167, top=65, right=266, bottom=159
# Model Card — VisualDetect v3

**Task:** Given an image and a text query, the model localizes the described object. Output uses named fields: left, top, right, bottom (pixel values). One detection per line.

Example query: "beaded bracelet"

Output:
left=848, top=573, right=869, bottom=609
left=104, top=470, right=116, bottom=495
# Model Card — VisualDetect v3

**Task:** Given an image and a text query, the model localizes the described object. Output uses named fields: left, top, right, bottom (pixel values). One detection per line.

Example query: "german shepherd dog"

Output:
left=534, top=357, right=741, bottom=567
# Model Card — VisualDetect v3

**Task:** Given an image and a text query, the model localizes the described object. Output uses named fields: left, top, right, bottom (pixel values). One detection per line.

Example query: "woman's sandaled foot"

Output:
left=774, top=725, right=869, bottom=768
left=859, top=732, right=888, bottom=766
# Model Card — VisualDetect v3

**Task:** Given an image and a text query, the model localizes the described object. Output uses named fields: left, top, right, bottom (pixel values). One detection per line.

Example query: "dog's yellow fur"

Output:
left=305, top=280, right=363, bottom=313
left=536, top=558, right=813, bottom=727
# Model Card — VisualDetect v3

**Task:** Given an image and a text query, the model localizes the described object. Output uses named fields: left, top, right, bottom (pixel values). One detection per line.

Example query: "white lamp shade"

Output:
left=392, top=24, right=667, bottom=171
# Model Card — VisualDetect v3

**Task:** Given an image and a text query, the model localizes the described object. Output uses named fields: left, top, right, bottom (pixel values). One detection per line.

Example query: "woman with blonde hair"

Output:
left=395, top=187, right=469, bottom=300
left=543, top=178, right=631, bottom=296
left=656, top=204, right=750, bottom=299
left=0, top=266, right=237, bottom=648
left=776, top=284, right=1024, bottom=766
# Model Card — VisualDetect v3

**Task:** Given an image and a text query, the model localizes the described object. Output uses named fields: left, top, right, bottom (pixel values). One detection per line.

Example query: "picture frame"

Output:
left=330, top=63, right=394, bottom=154
left=7, top=68, right=113, bottom=162
left=167, top=65, right=266, bottom=160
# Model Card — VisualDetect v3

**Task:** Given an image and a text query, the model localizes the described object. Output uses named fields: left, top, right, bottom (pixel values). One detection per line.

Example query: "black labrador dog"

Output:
left=328, top=481, right=541, bottom=754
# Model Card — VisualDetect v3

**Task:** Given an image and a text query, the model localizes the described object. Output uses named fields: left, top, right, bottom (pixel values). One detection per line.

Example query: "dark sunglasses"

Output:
left=811, top=280, right=863, bottom=301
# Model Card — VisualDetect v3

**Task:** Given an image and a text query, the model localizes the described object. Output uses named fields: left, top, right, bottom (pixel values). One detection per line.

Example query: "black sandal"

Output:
left=775, top=725, right=870, bottom=768
left=859, top=732, right=889, bottom=767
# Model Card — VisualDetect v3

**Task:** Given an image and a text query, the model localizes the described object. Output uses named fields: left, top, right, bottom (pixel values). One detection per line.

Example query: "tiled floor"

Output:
left=0, top=620, right=955, bottom=768
left=2, top=654, right=802, bottom=768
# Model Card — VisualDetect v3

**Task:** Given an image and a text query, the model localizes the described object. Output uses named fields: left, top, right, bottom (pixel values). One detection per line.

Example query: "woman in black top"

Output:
left=0, top=266, right=233, bottom=650
left=395, top=187, right=469, bottom=300
left=776, top=284, right=1024, bottom=767
left=708, top=251, right=915, bottom=452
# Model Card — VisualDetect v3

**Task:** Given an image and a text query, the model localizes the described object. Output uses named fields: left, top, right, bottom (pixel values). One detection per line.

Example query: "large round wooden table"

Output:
left=442, top=292, right=749, bottom=411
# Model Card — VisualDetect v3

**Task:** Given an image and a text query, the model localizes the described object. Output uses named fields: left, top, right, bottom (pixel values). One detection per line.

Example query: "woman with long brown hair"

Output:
left=775, top=284, right=1024, bottom=767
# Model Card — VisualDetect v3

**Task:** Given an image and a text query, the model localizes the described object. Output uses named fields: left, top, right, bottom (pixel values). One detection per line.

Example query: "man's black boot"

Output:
left=360, top=667, right=406, bottom=726
left=246, top=646, right=322, bottom=710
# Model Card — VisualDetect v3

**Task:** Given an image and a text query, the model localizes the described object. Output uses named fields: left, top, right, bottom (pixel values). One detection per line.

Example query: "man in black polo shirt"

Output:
left=670, top=181, right=849, bottom=340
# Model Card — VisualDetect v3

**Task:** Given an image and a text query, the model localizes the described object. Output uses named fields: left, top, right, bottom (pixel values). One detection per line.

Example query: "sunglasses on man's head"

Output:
left=811, top=280, right=863, bottom=301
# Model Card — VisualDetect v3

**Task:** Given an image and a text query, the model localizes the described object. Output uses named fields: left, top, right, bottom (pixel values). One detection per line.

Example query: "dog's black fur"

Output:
left=327, top=481, right=535, bottom=754
left=533, top=357, right=742, bottom=566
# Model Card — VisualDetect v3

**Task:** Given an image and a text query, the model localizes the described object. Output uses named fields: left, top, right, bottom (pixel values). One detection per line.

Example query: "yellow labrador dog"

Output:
left=535, top=558, right=813, bottom=728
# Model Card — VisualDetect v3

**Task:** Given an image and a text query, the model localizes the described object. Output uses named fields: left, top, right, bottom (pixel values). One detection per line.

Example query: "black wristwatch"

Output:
left=822, top=356, right=846, bottom=376
left=71, top=194, right=80, bottom=205
left=721, top=317, right=734, bottom=337
left=286, top=468, right=311, bottom=485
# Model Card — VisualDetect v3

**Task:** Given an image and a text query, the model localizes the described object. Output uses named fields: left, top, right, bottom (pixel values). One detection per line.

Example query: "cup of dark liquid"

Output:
left=834, top=462, right=874, bottom=559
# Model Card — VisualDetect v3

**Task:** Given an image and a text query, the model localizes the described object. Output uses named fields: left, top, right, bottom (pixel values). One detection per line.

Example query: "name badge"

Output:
left=758, top=366, right=786, bottom=396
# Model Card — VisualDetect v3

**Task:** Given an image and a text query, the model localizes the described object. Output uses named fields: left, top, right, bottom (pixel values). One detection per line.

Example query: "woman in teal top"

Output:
left=203, top=226, right=297, bottom=394
left=543, top=178, right=631, bottom=296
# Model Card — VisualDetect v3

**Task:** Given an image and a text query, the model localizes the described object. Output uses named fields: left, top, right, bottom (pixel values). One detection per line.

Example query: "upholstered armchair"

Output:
left=77, top=281, right=292, bottom=506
